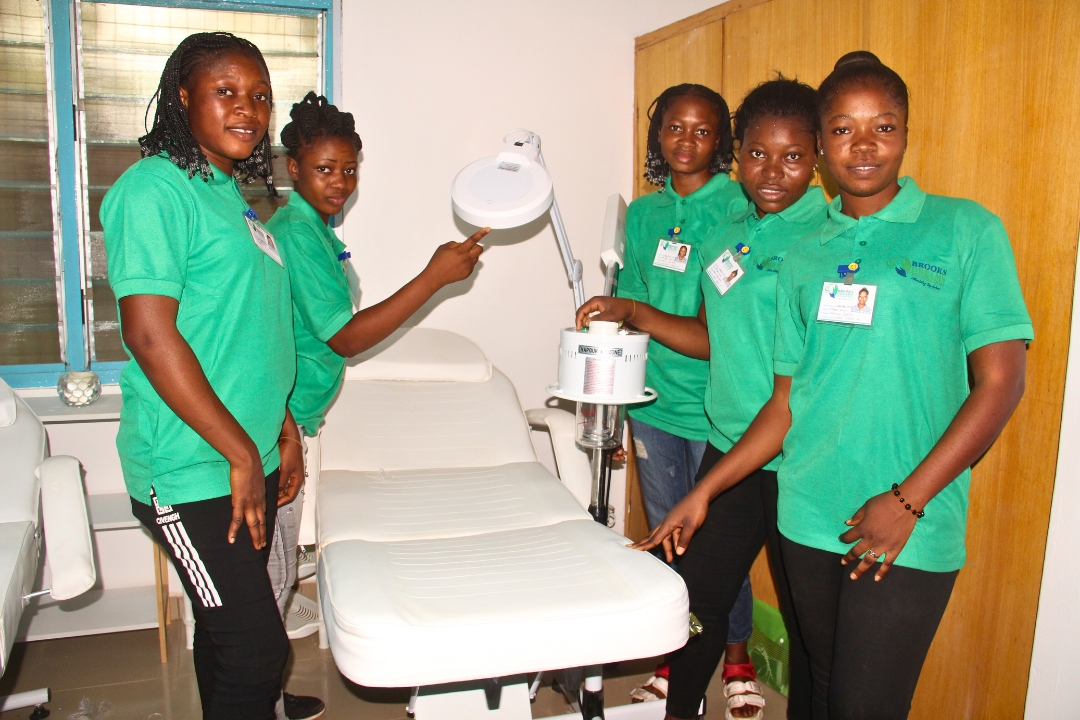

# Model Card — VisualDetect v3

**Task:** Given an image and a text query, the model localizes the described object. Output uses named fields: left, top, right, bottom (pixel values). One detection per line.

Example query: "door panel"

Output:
left=633, top=22, right=724, bottom=200
left=865, top=2, right=1080, bottom=716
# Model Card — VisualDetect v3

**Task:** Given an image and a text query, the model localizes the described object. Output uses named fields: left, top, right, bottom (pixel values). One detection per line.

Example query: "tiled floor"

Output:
left=0, top=615, right=787, bottom=719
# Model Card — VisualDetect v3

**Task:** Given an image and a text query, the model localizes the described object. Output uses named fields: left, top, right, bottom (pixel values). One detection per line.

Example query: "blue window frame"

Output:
left=0, top=0, right=337, bottom=388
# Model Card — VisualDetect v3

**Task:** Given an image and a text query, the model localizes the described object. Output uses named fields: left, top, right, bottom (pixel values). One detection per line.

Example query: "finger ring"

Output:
left=866, top=548, right=878, bottom=559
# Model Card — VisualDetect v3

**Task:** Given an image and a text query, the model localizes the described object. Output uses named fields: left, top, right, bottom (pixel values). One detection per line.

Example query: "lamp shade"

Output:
left=451, top=139, right=554, bottom=229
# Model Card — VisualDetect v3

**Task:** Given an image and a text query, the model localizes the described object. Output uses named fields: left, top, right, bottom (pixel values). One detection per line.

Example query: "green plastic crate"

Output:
left=749, top=598, right=789, bottom=696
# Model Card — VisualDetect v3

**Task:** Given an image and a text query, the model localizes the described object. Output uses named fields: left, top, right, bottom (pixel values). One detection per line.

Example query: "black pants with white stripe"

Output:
left=132, top=471, right=288, bottom=720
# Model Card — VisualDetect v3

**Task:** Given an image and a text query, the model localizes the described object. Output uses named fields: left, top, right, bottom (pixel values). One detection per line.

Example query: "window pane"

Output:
left=79, top=2, right=321, bottom=362
left=0, top=0, right=63, bottom=365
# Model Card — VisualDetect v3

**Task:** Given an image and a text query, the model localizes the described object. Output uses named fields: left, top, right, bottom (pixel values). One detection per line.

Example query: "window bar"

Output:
left=72, top=0, right=95, bottom=364
left=48, top=0, right=88, bottom=373
left=317, top=9, right=325, bottom=98
left=42, top=0, right=68, bottom=365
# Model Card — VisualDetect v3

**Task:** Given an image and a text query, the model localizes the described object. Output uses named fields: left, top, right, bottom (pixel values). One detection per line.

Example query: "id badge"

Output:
left=653, top=239, right=692, bottom=272
left=817, top=282, right=877, bottom=326
left=705, top=249, right=744, bottom=296
left=246, top=216, right=283, bottom=266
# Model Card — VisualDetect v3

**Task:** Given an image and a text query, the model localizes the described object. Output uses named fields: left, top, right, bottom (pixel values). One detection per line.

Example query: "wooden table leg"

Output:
left=153, top=542, right=169, bottom=663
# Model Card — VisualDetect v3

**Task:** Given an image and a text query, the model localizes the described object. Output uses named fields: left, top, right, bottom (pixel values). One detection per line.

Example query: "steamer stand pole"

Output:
left=548, top=197, right=630, bottom=528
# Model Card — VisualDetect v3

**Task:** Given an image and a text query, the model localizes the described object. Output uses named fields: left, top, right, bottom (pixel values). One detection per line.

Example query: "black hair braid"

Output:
left=140, top=32, right=278, bottom=197
left=280, top=91, right=362, bottom=158
left=817, top=51, right=909, bottom=121
left=644, top=83, right=734, bottom=188
left=733, top=75, right=819, bottom=146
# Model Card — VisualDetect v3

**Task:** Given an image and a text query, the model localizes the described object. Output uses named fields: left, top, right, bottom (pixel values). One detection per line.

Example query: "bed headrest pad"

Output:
left=344, top=327, right=492, bottom=383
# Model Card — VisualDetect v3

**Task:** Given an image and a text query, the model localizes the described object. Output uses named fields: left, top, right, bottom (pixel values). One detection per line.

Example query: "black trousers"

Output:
left=131, top=471, right=289, bottom=720
left=665, top=444, right=812, bottom=720
left=780, top=536, right=958, bottom=720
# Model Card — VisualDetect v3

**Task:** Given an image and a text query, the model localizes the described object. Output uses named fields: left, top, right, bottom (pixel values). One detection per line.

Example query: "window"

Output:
left=0, top=0, right=64, bottom=367
left=0, top=0, right=335, bottom=386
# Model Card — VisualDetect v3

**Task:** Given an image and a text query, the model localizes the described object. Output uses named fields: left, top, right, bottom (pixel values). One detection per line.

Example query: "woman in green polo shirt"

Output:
left=610, top=83, right=756, bottom=709
left=102, top=33, right=306, bottom=718
left=264, top=93, right=486, bottom=664
left=581, top=77, right=823, bottom=720
left=637, top=53, right=1032, bottom=720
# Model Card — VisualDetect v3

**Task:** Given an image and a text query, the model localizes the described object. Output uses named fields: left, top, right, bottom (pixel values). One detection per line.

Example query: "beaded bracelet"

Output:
left=892, top=483, right=926, bottom=518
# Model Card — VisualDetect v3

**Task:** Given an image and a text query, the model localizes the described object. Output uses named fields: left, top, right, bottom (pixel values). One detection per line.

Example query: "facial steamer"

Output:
left=453, top=133, right=653, bottom=720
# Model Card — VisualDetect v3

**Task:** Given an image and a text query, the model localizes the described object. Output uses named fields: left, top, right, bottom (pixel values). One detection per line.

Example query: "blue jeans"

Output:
left=630, top=418, right=753, bottom=644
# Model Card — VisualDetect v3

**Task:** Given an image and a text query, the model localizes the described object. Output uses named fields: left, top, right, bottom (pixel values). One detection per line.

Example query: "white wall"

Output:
left=336, top=0, right=723, bottom=529
left=337, top=0, right=720, bottom=408
left=1026, top=228, right=1080, bottom=716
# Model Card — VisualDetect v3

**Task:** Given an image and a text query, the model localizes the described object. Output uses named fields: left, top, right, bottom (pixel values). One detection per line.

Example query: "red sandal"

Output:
left=721, top=662, right=764, bottom=720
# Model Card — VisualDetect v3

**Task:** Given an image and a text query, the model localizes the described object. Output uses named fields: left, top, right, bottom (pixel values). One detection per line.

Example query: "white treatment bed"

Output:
left=313, top=328, right=689, bottom=718
left=0, top=378, right=95, bottom=714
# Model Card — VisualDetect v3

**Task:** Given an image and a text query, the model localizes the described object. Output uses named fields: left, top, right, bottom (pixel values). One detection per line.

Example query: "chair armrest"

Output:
left=36, top=456, right=95, bottom=601
left=525, top=408, right=592, bottom=510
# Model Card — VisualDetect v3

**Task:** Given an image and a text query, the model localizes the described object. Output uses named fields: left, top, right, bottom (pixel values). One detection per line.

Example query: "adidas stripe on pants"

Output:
left=131, top=471, right=289, bottom=720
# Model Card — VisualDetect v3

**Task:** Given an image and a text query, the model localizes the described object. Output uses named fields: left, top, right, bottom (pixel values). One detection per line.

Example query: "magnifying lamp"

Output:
left=451, top=130, right=585, bottom=308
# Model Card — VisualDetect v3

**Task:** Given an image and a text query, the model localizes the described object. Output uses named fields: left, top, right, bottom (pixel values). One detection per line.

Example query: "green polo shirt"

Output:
left=700, top=186, right=828, bottom=470
left=266, top=192, right=354, bottom=434
left=102, top=154, right=296, bottom=506
left=773, top=177, right=1033, bottom=572
left=618, top=173, right=749, bottom=440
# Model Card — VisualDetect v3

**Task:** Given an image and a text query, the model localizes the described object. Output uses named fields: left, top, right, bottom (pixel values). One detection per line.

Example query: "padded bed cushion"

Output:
left=317, top=462, right=590, bottom=545
left=0, top=521, right=38, bottom=677
left=318, top=519, right=689, bottom=687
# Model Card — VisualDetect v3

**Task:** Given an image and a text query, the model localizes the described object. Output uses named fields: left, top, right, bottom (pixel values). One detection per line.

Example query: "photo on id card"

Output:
left=705, top=249, right=744, bottom=296
left=653, top=240, right=692, bottom=272
left=816, top=282, right=877, bottom=326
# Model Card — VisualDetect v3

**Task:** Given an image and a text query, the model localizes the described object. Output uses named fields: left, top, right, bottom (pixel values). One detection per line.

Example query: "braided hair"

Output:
left=280, top=92, right=362, bottom=158
left=817, top=51, right=908, bottom=122
left=140, top=32, right=277, bottom=196
left=733, top=76, right=819, bottom=146
left=644, top=83, right=734, bottom=188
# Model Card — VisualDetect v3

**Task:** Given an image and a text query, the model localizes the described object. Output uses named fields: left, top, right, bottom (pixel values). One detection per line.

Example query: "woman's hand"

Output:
left=575, top=296, right=636, bottom=330
left=229, top=448, right=268, bottom=549
left=276, top=409, right=304, bottom=507
left=421, top=228, right=489, bottom=288
left=630, top=488, right=710, bottom=562
left=839, top=490, right=918, bottom=581
left=277, top=439, right=304, bottom=507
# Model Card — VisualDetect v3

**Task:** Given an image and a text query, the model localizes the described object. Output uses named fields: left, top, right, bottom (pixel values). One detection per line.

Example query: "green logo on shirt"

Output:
left=753, top=254, right=784, bottom=273
left=886, top=257, right=948, bottom=290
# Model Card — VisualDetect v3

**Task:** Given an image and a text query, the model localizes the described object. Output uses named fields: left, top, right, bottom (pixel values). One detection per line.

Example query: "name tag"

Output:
left=653, top=239, right=691, bottom=272
left=246, top=216, right=283, bottom=266
left=705, top=249, right=744, bottom=296
left=817, top=282, right=877, bottom=326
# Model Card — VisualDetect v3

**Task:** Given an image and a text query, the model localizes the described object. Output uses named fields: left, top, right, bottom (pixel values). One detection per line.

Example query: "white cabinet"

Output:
left=14, top=388, right=169, bottom=658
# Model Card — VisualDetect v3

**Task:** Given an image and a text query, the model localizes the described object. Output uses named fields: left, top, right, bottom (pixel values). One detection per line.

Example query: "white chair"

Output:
left=0, top=379, right=96, bottom=715
left=314, top=327, right=688, bottom=719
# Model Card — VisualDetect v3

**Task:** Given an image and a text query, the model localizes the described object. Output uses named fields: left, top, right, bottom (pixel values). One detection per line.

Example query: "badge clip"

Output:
left=667, top=226, right=682, bottom=238
left=735, top=242, right=750, bottom=256
left=243, top=208, right=258, bottom=221
left=838, top=261, right=860, bottom=285
left=337, top=251, right=351, bottom=261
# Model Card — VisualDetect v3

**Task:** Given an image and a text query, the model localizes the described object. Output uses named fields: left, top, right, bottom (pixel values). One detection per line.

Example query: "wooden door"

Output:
left=633, top=21, right=725, bottom=200
left=635, top=1, right=1080, bottom=716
